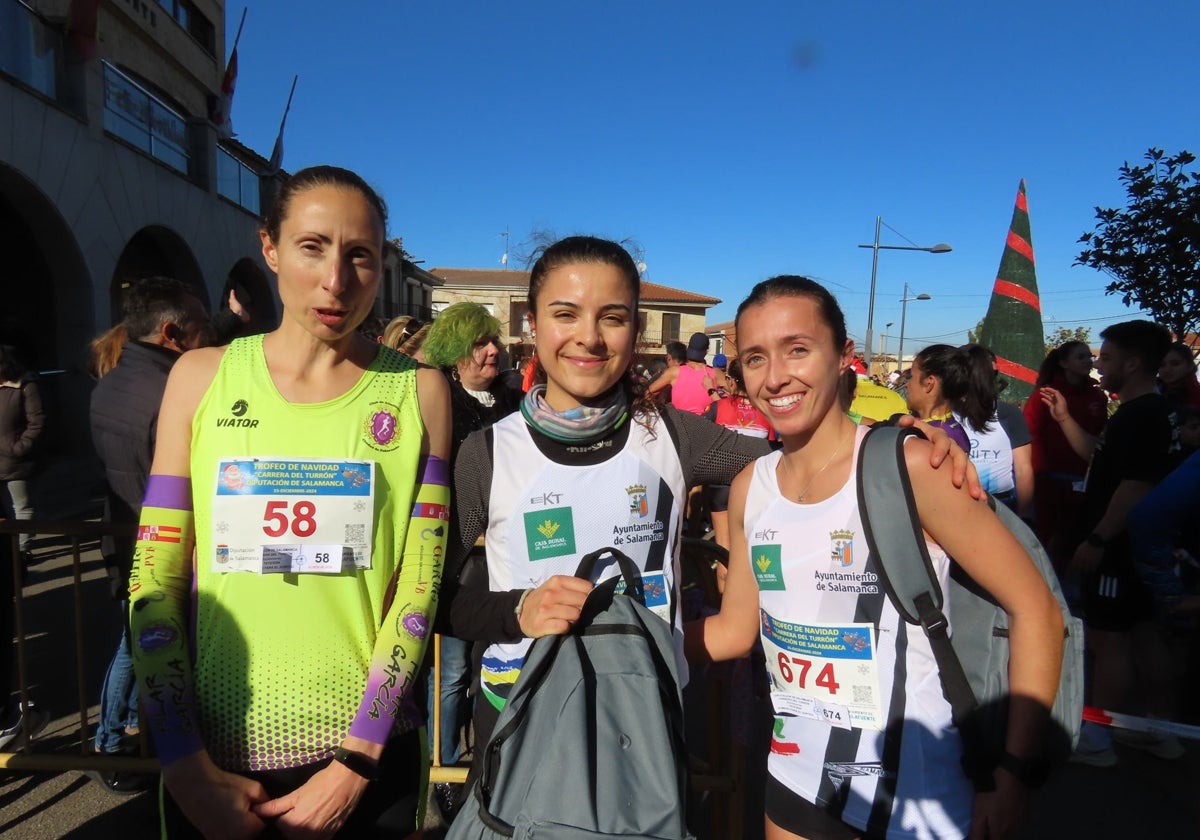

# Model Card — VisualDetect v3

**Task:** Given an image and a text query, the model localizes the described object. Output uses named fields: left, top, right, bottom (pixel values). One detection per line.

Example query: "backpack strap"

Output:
left=855, top=426, right=981, bottom=731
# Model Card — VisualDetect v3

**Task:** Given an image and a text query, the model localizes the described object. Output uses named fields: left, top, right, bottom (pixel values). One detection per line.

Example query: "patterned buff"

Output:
left=520, top=384, right=629, bottom=443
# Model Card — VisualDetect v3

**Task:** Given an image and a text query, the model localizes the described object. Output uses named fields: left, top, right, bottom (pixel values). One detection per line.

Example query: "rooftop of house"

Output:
left=429, top=267, right=720, bottom=306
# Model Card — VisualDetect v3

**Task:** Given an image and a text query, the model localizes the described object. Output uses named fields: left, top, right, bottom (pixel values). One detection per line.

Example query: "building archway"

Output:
left=220, top=256, right=277, bottom=335
left=0, top=163, right=90, bottom=372
left=110, top=226, right=208, bottom=321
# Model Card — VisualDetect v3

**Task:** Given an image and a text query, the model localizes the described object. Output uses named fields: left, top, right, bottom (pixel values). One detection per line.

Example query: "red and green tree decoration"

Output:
left=979, top=180, right=1045, bottom=406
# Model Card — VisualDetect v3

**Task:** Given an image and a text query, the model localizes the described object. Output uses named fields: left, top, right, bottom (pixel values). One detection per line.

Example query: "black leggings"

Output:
left=161, top=729, right=424, bottom=839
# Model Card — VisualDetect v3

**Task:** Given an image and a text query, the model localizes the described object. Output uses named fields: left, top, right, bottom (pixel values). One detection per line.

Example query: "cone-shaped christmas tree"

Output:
left=980, top=180, right=1045, bottom=405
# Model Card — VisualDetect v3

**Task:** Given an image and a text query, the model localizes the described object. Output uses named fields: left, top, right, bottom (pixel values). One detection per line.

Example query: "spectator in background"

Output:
left=904, top=344, right=972, bottom=453
left=647, top=340, right=687, bottom=405
left=647, top=332, right=717, bottom=415
left=381, top=315, right=430, bottom=361
left=1041, top=320, right=1178, bottom=767
left=0, top=345, right=45, bottom=567
left=955, top=344, right=1034, bottom=518
left=211, top=262, right=273, bottom=346
left=89, top=276, right=213, bottom=793
left=421, top=301, right=522, bottom=823
left=1024, top=341, right=1109, bottom=570
left=1158, top=342, right=1200, bottom=468
left=711, top=352, right=730, bottom=398
left=89, top=323, right=128, bottom=379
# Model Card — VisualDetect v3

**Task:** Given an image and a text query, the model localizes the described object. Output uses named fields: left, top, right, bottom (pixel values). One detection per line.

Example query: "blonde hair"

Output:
left=382, top=315, right=431, bottom=360
left=89, top=323, right=127, bottom=378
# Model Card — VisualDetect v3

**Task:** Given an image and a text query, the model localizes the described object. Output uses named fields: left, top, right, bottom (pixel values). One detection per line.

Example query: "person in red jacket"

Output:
left=1024, top=341, right=1109, bottom=569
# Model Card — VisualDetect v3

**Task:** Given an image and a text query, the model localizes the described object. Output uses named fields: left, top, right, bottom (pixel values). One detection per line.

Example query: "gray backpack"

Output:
left=448, top=547, right=696, bottom=840
left=856, top=425, right=1084, bottom=789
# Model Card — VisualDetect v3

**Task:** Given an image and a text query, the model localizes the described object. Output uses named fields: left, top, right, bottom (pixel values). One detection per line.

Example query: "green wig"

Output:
left=423, top=302, right=502, bottom=368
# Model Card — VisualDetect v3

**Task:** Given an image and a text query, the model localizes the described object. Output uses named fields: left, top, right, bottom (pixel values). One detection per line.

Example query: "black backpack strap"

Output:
left=855, top=426, right=981, bottom=731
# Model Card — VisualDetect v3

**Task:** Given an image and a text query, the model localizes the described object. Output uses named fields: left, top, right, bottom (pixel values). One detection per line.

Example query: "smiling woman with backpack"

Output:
left=689, top=276, right=1064, bottom=840
left=438, top=241, right=976, bottom=834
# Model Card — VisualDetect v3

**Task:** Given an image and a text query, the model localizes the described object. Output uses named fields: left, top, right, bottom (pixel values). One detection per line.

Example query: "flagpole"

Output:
left=264, top=75, right=298, bottom=176
left=229, top=6, right=247, bottom=57
left=277, top=75, right=298, bottom=136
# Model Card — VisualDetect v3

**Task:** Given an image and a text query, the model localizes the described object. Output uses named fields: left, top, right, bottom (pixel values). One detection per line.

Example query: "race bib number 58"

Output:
left=760, top=612, right=884, bottom=731
left=211, top=458, right=374, bottom=574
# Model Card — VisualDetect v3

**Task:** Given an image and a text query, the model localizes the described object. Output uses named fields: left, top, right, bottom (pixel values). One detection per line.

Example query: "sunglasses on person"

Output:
left=398, top=319, right=425, bottom=342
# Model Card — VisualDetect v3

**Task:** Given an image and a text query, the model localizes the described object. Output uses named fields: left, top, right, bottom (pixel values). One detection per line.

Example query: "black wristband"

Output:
left=998, top=751, right=1050, bottom=789
left=332, top=747, right=379, bottom=781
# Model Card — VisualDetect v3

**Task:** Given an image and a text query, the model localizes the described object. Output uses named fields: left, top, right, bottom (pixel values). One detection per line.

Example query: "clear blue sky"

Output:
left=225, top=0, right=1198, bottom=352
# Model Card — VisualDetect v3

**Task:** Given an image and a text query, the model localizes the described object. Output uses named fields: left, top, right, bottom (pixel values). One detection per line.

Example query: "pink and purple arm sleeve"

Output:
left=348, top=455, right=450, bottom=744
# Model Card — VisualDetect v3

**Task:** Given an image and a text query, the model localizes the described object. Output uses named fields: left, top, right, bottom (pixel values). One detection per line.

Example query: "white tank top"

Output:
left=745, top=426, right=973, bottom=839
left=480, top=412, right=688, bottom=711
left=955, top=412, right=1015, bottom=496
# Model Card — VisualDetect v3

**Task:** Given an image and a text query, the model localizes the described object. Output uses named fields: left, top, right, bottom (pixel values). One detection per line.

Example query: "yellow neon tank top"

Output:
left=189, top=335, right=423, bottom=771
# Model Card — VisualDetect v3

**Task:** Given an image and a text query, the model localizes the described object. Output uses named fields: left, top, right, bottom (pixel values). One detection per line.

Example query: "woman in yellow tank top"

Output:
left=128, top=166, right=450, bottom=840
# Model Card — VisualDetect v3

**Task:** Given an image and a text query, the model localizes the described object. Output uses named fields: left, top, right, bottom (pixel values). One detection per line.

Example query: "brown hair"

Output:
left=262, top=165, right=387, bottom=244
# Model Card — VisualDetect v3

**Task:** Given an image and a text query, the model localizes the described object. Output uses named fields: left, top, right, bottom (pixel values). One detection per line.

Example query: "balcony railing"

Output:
left=217, top=146, right=261, bottom=215
left=102, top=60, right=189, bottom=175
left=0, top=0, right=65, bottom=102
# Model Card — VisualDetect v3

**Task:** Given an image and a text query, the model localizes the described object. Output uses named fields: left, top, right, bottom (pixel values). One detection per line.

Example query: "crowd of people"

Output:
left=1, top=162, right=1197, bottom=840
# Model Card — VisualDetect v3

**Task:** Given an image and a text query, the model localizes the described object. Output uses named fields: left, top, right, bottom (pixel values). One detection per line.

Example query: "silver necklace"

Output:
left=784, top=428, right=851, bottom=502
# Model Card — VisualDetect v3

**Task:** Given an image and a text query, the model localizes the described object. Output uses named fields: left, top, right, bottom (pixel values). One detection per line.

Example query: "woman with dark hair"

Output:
left=954, top=344, right=1034, bottom=517
left=692, top=275, right=1063, bottom=840
left=0, top=345, right=45, bottom=565
left=904, top=344, right=971, bottom=453
left=128, top=165, right=451, bottom=839
left=1023, top=341, right=1108, bottom=564
left=1158, top=342, right=1200, bottom=467
left=438, top=237, right=975, bottom=815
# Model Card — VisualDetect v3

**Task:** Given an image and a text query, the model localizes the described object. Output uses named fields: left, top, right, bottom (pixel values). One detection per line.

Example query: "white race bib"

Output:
left=210, top=458, right=374, bottom=574
left=760, top=612, right=885, bottom=731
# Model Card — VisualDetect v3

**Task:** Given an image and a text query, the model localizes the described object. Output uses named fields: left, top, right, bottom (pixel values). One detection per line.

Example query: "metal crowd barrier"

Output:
left=0, top=519, right=157, bottom=773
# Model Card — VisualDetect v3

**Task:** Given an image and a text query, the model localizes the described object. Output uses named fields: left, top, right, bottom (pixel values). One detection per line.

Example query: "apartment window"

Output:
left=103, top=61, right=189, bottom=174
left=509, top=301, right=530, bottom=338
left=0, top=1, right=63, bottom=102
left=157, top=0, right=215, bottom=55
left=216, top=146, right=260, bottom=214
left=661, top=313, right=681, bottom=343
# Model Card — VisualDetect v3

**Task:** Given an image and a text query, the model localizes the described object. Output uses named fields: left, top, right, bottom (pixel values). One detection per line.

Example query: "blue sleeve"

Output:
left=1128, top=450, right=1200, bottom=609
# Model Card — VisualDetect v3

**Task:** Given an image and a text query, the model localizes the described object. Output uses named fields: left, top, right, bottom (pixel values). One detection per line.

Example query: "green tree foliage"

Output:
left=968, top=318, right=985, bottom=346
left=1045, top=326, right=1092, bottom=354
left=1077, top=148, right=1200, bottom=339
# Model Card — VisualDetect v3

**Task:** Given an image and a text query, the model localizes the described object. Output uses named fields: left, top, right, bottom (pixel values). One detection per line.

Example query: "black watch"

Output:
left=1085, top=531, right=1109, bottom=548
left=332, top=747, right=379, bottom=781
left=997, top=751, right=1050, bottom=789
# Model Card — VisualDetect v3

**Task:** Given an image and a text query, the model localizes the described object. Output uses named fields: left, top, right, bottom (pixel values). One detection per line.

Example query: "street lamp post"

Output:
left=858, top=216, right=951, bottom=374
left=896, top=282, right=932, bottom=376
left=880, top=321, right=894, bottom=373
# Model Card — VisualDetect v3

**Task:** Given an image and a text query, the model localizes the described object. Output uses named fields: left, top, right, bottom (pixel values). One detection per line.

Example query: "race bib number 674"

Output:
left=760, top=612, right=884, bottom=731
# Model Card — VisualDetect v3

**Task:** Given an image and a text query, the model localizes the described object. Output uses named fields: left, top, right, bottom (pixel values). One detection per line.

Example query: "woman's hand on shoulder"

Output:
left=517, top=575, right=594, bottom=638
left=896, top=414, right=984, bottom=499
